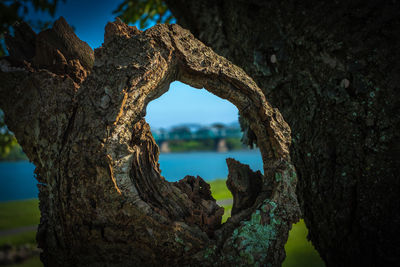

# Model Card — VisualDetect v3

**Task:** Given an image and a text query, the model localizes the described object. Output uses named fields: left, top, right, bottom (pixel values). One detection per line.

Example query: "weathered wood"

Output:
left=0, top=18, right=299, bottom=266
left=226, top=158, right=263, bottom=216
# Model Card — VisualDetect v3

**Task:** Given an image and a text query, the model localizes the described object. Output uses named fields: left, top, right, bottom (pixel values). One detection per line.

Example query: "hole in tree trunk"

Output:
left=145, top=81, right=264, bottom=224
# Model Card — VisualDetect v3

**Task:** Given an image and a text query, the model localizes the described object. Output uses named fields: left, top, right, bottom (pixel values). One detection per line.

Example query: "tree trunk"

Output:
left=165, top=0, right=400, bottom=266
left=0, top=18, right=300, bottom=266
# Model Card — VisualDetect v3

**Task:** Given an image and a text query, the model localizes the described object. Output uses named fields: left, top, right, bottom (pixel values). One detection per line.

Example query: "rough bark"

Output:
left=0, top=18, right=300, bottom=266
left=226, top=158, right=263, bottom=216
left=165, top=0, right=400, bottom=266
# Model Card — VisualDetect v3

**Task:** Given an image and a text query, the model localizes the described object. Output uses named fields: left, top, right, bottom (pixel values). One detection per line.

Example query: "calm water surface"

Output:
left=0, top=150, right=263, bottom=202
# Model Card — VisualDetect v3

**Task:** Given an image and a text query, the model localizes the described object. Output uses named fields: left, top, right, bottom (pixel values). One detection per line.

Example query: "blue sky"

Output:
left=25, top=0, right=239, bottom=129
left=146, top=82, right=238, bottom=128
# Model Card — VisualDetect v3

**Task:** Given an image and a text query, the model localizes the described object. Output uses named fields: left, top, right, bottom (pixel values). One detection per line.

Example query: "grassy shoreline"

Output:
left=0, top=199, right=40, bottom=230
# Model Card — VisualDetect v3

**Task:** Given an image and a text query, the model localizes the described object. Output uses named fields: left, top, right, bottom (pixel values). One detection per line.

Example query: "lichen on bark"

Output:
left=0, top=17, right=300, bottom=266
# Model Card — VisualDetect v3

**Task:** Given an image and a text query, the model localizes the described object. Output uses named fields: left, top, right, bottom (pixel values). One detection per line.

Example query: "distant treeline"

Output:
left=157, top=137, right=245, bottom=153
left=0, top=143, right=28, bottom=161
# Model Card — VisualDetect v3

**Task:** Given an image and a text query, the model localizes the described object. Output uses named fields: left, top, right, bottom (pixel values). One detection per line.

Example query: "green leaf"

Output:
left=113, top=0, right=175, bottom=29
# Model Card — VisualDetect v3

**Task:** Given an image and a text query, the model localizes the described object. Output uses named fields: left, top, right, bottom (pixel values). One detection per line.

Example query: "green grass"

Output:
left=283, top=220, right=325, bottom=267
left=4, top=256, right=43, bottom=267
left=0, top=200, right=41, bottom=267
left=0, top=231, right=37, bottom=246
left=209, top=179, right=233, bottom=200
left=0, top=199, right=40, bottom=230
left=221, top=204, right=232, bottom=223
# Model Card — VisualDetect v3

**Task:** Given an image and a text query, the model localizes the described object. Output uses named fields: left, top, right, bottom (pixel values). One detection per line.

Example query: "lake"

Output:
left=0, top=150, right=263, bottom=202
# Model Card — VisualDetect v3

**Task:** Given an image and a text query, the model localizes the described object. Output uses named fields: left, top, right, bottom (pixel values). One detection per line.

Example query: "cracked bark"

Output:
left=0, top=18, right=299, bottom=266
left=165, top=0, right=400, bottom=266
